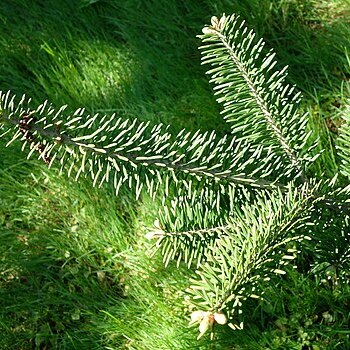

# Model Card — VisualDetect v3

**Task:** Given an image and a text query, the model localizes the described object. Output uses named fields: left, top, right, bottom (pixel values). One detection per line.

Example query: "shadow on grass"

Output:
left=0, top=228, right=118, bottom=349
left=1, top=1, right=349, bottom=130
left=0, top=143, right=134, bottom=349
left=0, top=0, right=224, bottom=133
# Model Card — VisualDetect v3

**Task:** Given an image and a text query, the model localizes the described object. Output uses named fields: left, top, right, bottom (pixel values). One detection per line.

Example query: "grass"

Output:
left=0, top=0, right=350, bottom=349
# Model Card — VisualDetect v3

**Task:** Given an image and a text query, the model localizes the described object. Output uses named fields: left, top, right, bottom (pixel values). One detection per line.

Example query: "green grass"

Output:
left=0, top=0, right=350, bottom=349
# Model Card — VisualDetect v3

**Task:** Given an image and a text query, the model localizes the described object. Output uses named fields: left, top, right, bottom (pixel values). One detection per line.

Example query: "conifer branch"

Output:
left=336, top=104, right=350, bottom=180
left=187, top=186, right=313, bottom=322
left=0, top=92, right=291, bottom=196
left=0, top=12, right=349, bottom=340
left=213, top=32, right=299, bottom=167
left=200, top=15, right=312, bottom=183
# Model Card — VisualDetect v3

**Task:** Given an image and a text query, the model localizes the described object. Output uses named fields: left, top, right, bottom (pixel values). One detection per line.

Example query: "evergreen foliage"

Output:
left=338, top=103, right=350, bottom=180
left=0, top=13, right=349, bottom=340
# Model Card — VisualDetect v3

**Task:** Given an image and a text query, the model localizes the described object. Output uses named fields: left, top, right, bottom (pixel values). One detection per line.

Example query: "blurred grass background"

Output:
left=0, top=0, right=349, bottom=349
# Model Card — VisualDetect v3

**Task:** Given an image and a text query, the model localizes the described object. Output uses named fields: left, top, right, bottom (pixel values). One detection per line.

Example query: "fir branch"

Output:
left=336, top=104, right=350, bottom=180
left=157, top=224, right=231, bottom=268
left=187, top=185, right=314, bottom=325
left=164, top=224, right=230, bottom=238
left=199, top=15, right=313, bottom=182
left=0, top=11, right=349, bottom=340
left=0, top=91, right=292, bottom=197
